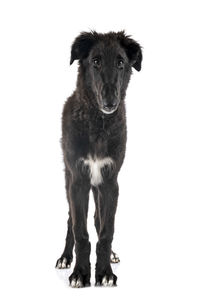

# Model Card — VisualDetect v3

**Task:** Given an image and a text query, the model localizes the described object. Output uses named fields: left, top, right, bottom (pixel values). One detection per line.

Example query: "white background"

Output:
left=0, top=0, right=200, bottom=299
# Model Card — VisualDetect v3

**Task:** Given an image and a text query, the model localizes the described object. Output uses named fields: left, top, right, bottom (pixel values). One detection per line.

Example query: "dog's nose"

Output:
left=102, top=99, right=118, bottom=112
left=103, top=103, right=117, bottom=110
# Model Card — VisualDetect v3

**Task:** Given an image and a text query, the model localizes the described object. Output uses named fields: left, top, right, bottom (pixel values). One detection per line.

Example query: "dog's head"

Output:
left=70, top=31, right=142, bottom=114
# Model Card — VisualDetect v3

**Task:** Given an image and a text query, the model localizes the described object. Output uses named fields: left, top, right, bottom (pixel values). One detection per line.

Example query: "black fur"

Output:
left=56, top=31, right=142, bottom=287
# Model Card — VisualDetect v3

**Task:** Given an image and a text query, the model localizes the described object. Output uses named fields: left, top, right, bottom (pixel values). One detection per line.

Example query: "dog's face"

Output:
left=70, top=31, right=142, bottom=114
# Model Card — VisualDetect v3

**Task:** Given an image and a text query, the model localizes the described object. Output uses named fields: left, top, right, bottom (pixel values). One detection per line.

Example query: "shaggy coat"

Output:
left=56, top=31, right=142, bottom=287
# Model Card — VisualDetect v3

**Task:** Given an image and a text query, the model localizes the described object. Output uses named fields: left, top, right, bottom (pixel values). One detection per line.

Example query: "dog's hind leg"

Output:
left=56, top=168, right=74, bottom=269
left=92, top=186, right=120, bottom=264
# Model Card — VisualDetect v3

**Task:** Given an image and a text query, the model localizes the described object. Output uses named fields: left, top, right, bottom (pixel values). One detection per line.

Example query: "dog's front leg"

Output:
left=69, top=176, right=91, bottom=288
left=95, top=179, right=118, bottom=286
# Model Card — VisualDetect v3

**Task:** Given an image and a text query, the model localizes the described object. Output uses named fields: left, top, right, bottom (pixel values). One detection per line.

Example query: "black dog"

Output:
left=56, top=31, right=142, bottom=287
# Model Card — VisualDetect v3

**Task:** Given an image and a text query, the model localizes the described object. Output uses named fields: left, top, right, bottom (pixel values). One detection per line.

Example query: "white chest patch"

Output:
left=83, top=155, right=113, bottom=186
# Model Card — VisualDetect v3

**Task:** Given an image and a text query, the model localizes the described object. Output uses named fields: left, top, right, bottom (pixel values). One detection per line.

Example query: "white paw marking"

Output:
left=110, top=252, right=120, bottom=263
left=102, top=276, right=108, bottom=286
left=102, top=276, right=115, bottom=287
left=70, top=278, right=83, bottom=288
left=83, top=155, right=113, bottom=186
left=71, top=279, right=76, bottom=288
left=56, top=258, right=71, bottom=269
left=61, top=258, right=67, bottom=268
left=76, top=279, right=83, bottom=288
left=108, top=278, right=114, bottom=286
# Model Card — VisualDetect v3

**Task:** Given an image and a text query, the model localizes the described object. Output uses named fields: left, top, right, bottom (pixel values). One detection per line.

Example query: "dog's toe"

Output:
left=61, top=257, right=67, bottom=268
left=102, top=276, right=108, bottom=287
left=76, top=278, right=83, bottom=288
left=108, top=277, right=114, bottom=286
left=70, top=278, right=76, bottom=288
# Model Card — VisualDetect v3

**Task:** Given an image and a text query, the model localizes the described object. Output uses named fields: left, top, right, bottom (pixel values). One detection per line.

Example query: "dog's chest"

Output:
left=83, top=155, right=113, bottom=186
left=82, top=121, right=113, bottom=186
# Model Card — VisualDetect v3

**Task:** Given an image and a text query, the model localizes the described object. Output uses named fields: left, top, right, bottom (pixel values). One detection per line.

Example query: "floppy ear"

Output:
left=70, top=32, right=96, bottom=65
left=118, top=31, right=143, bottom=71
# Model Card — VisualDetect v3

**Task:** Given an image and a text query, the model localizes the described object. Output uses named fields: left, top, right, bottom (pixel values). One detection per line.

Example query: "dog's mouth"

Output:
left=99, top=99, right=119, bottom=115
left=100, top=106, right=118, bottom=114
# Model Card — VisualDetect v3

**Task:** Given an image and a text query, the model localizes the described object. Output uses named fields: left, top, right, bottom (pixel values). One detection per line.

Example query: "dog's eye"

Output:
left=117, top=59, right=124, bottom=69
left=93, top=58, right=101, bottom=68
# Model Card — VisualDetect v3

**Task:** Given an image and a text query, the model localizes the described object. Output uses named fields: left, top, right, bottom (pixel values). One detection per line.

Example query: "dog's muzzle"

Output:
left=101, top=99, right=118, bottom=114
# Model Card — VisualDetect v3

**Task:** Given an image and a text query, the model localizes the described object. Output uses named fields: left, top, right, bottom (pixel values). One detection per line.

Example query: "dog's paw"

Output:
left=95, top=265, right=117, bottom=287
left=70, top=276, right=84, bottom=288
left=69, top=267, right=91, bottom=288
left=110, top=251, right=120, bottom=264
left=55, top=256, right=72, bottom=269
left=95, top=274, right=117, bottom=287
